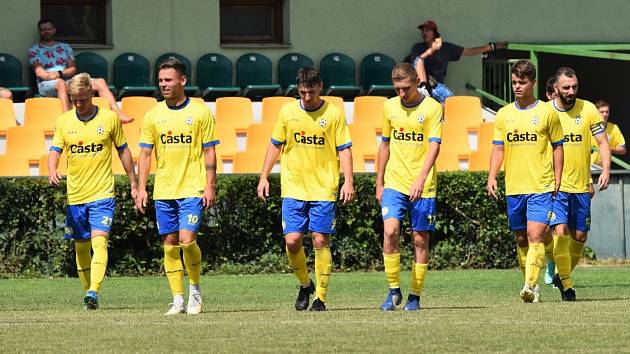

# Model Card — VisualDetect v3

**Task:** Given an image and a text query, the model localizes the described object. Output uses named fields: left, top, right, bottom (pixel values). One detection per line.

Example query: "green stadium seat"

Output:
left=75, top=52, right=116, bottom=92
left=154, top=52, right=199, bottom=97
left=113, top=52, right=155, bottom=99
left=0, top=53, right=31, bottom=100
left=278, top=53, right=314, bottom=97
left=361, top=53, right=396, bottom=96
left=197, top=53, right=240, bottom=101
left=320, top=53, right=362, bottom=100
left=236, top=53, right=281, bottom=100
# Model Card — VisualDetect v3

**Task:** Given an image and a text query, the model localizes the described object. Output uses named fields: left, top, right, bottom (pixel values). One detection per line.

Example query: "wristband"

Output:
left=489, top=42, right=496, bottom=52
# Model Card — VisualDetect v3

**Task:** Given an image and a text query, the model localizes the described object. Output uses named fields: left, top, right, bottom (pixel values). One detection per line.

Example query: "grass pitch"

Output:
left=1, top=267, right=630, bottom=353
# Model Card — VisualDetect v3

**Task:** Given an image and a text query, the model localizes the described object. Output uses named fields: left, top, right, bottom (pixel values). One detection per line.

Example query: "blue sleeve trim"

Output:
left=139, top=142, right=154, bottom=149
left=203, top=140, right=220, bottom=148
left=271, top=138, right=285, bottom=145
left=381, top=136, right=391, bottom=142
left=492, top=140, right=504, bottom=145
left=115, top=142, right=128, bottom=153
left=551, top=139, right=565, bottom=147
left=336, top=142, right=352, bottom=151
left=50, top=146, right=63, bottom=153
left=428, top=137, right=441, bottom=143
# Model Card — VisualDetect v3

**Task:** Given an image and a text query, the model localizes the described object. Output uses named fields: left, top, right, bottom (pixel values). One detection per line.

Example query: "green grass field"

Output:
left=1, top=267, right=630, bottom=353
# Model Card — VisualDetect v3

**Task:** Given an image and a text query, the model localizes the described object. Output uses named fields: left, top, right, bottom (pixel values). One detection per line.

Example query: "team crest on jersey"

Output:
left=185, top=116, right=193, bottom=125
left=531, top=116, right=540, bottom=125
left=96, top=125, right=105, bottom=135
left=548, top=211, right=555, bottom=221
left=585, top=217, right=591, bottom=228
left=318, top=118, right=327, bottom=127
left=381, top=207, right=389, bottom=216
left=575, top=116, right=582, bottom=125
left=418, top=115, right=425, bottom=124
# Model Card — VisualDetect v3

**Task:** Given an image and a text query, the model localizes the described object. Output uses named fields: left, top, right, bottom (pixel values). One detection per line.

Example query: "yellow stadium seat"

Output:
left=232, top=151, right=266, bottom=173
left=215, top=97, right=254, bottom=130
left=261, top=97, right=296, bottom=125
left=191, top=97, right=205, bottom=104
left=23, top=97, right=63, bottom=131
left=39, top=152, right=68, bottom=176
left=0, top=98, right=17, bottom=132
left=444, top=96, right=483, bottom=127
left=0, top=155, right=30, bottom=176
left=436, top=152, right=469, bottom=172
left=353, top=153, right=377, bottom=173
left=437, top=120, right=472, bottom=171
left=215, top=125, right=239, bottom=157
left=6, top=127, right=48, bottom=160
left=121, top=96, right=157, bottom=124
left=92, top=96, right=110, bottom=110
left=469, top=122, right=495, bottom=171
left=349, top=124, right=379, bottom=157
left=122, top=123, right=141, bottom=158
left=320, top=96, right=345, bottom=117
left=245, top=124, right=274, bottom=152
left=353, top=96, right=386, bottom=126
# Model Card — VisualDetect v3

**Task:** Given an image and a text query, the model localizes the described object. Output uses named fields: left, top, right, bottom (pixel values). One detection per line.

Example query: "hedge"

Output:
left=0, top=172, right=515, bottom=277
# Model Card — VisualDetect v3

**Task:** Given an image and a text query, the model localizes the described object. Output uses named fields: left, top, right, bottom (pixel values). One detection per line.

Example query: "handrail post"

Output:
left=530, top=50, right=539, bottom=98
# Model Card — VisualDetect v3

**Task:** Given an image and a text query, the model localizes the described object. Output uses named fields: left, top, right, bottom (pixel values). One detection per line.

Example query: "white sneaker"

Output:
left=520, top=284, right=536, bottom=303
left=187, top=291, right=203, bottom=315
left=164, top=302, right=186, bottom=315
left=533, top=284, right=541, bottom=303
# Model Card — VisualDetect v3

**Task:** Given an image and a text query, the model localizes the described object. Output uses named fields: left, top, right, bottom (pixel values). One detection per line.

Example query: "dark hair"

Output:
left=158, top=58, right=186, bottom=77
left=296, top=67, right=322, bottom=87
left=594, top=100, right=610, bottom=109
left=555, top=67, right=577, bottom=80
left=38, top=18, right=55, bottom=28
left=391, top=62, right=418, bottom=82
left=511, top=59, right=536, bottom=81
left=545, top=76, right=556, bottom=95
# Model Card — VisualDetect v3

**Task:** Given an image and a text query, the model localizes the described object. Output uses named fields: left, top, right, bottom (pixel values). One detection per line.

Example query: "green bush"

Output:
left=0, top=172, right=517, bottom=277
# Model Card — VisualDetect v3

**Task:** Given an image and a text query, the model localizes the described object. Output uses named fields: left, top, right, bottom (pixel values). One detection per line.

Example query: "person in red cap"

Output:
left=410, top=20, right=507, bottom=103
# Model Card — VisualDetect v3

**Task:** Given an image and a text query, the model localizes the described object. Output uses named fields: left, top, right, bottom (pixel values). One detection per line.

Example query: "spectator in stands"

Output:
left=410, top=20, right=507, bottom=103
left=0, top=87, right=12, bottom=100
left=28, top=18, right=132, bottom=123
left=591, top=100, right=626, bottom=166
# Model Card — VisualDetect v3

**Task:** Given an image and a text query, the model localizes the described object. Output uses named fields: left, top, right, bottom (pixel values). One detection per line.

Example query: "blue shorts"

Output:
left=64, top=198, right=115, bottom=240
left=431, top=82, right=455, bottom=104
left=506, top=193, right=553, bottom=231
left=550, top=192, right=591, bottom=232
left=155, top=197, right=204, bottom=235
left=381, top=188, right=436, bottom=232
left=281, top=198, right=336, bottom=234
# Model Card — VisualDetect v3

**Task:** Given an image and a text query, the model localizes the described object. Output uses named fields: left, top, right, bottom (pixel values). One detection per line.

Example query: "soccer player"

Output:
left=257, top=67, right=354, bottom=312
left=548, top=67, right=610, bottom=301
left=487, top=59, right=564, bottom=303
left=135, top=58, right=218, bottom=315
left=543, top=75, right=558, bottom=286
left=376, top=63, right=442, bottom=311
left=591, top=100, right=626, bottom=166
left=48, top=73, right=137, bottom=310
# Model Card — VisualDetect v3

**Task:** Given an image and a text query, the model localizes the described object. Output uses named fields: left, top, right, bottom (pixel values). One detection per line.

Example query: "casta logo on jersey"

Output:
left=506, top=129, right=537, bottom=142
left=392, top=127, right=423, bottom=141
left=294, top=130, right=325, bottom=145
left=564, top=133, right=583, bottom=142
left=160, top=130, right=192, bottom=144
left=70, top=140, right=103, bottom=153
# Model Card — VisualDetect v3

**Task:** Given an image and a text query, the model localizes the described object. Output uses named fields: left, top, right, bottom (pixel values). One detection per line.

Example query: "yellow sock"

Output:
left=569, top=238, right=585, bottom=270
left=163, top=245, right=184, bottom=296
left=553, top=234, right=573, bottom=289
left=516, top=245, right=529, bottom=278
left=286, top=246, right=310, bottom=285
left=314, top=247, right=332, bottom=302
left=544, top=241, right=554, bottom=262
left=525, top=242, right=545, bottom=286
left=410, top=263, right=428, bottom=296
left=181, top=241, right=202, bottom=285
left=383, top=253, right=401, bottom=289
left=89, top=236, right=108, bottom=293
left=75, top=240, right=92, bottom=291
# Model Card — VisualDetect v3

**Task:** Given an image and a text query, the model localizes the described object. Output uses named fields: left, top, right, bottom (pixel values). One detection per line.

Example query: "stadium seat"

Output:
left=236, top=53, right=281, bottom=99
left=320, top=96, right=345, bottom=117
left=261, top=97, right=295, bottom=125
left=75, top=52, right=115, bottom=91
left=113, top=52, right=155, bottom=99
left=436, top=120, right=473, bottom=171
left=197, top=53, right=240, bottom=101
left=278, top=53, right=314, bottom=97
left=155, top=52, right=199, bottom=96
left=0, top=53, right=31, bottom=100
left=120, top=96, right=157, bottom=157
left=348, top=124, right=379, bottom=157
left=444, top=96, right=483, bottom=126
left=215, top=124, right=239, bottom=158
left=6, top=127, right=48, bottom=160
left=38, top=152, right=68, bottom=176
left=353, top=96, right=387, bottom=127
left=23, top=97, right=63, bottom=131
left=0, top=98, right=17, bottom=132
left=0, top=155, right=30, bottom=176
left=361, top=53, right=396, bottom=96
left=353, top=153, right=377, bottom=173
left=319, top=53, right=362, bottom=99
left=232, top=151, right=269, bottom=173
left=215, top=97, right=254, bottom=130
left=245, top=124, right=274, bottom=152
left=469, top=122, right=495, bottom=171
left=92, top=96, right=110, bottom=110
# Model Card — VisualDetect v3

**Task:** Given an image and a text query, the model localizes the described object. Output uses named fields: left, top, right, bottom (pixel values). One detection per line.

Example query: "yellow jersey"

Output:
left=381, top=96, right=442, bottom=197
left=271, top=100, right=352, bottom=201
left=51, top=107, right=126, bottom=205
left=139, top=98, right=218, bottom=200
left=591, top=122, right=625, bottom=164
left=549, top=99, right=604, bottom=193
left=493, top=100, right=564, bottom=195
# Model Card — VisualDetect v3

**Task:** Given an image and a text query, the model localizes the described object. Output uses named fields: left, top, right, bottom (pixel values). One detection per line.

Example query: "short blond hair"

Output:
left=391, top=63, right=418, bottom=82
left=67, top=73, right=92, bottom=97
